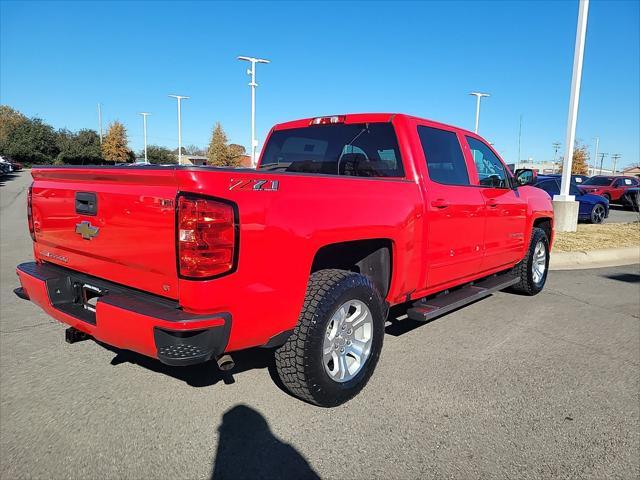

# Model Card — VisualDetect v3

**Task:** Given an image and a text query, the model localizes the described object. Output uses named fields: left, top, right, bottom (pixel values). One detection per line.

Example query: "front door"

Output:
left=465, top=136, right=527, bottom=271
left=418, top=125, right=485, bottom=288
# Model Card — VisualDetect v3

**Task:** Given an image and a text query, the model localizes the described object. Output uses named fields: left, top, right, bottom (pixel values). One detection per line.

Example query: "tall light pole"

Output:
left=517, top=114, right=523, bottom=167
left=593, top=136, right=600, bottom=174
left=238, top=56, right=270, bottom=167
left=469, top=92, right=490, bottom=134
left=97, top=103, right=103, bottom=144
left=555, top=0, right=589, bottom=233
left=552, top=142, right=562, bottom=172
left=138, top=112, right=151, bottom=163
left=169, top=95, right=189, bottom=165
left=558, top=0, right=589, bottom=194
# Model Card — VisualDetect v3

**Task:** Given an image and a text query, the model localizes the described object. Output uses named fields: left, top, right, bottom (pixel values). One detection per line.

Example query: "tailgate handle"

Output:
left=75, top=192, right=97, bottom=216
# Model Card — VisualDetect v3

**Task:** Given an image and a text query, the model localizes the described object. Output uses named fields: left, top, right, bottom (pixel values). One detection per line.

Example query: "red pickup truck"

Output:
left=16, top=113, right=553, bottom=407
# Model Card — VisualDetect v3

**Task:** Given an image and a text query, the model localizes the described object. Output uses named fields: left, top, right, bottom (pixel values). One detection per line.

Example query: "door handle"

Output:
left=431, top=198, right=449, bottom=209
left=487, top=199, right=498, bottom=208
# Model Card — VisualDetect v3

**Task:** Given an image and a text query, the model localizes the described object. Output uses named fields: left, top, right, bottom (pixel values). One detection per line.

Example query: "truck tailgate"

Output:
left=30, top=168, right=179, bottom=299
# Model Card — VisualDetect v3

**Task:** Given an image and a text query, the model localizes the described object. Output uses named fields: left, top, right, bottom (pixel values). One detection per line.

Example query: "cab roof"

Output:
left=272, top=113, right=477, bottom=137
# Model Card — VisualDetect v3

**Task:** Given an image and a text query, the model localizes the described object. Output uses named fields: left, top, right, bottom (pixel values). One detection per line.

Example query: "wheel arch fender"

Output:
left=310, top=238, right=394, bottom=300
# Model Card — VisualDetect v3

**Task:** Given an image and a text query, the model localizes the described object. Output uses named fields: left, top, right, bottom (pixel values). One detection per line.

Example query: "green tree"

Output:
left=207, top=122, right=233, bottom=166
left=101, top=121, right=131, bottom=163
left=143, top=145, right=177, bottom=164
left=0, top=105, right=28, bottom=148
left=0, top=116, right=59, bottom=164
left=55, top=129, right=102, bottom=165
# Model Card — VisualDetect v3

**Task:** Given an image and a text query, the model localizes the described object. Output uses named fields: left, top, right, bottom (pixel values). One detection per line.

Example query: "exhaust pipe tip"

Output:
left=216, top=354, right=235, bottom=371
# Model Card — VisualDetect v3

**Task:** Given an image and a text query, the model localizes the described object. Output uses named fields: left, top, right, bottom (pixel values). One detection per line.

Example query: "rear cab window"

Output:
left=418, top=126, right=470, bottom=186
left=259, top=122, right=404, bottom=178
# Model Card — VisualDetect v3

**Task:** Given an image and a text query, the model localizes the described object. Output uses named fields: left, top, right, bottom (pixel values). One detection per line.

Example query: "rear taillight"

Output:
left=27, top=185, right=35, bottom=241
left=177, top=195, right=237, bottom=279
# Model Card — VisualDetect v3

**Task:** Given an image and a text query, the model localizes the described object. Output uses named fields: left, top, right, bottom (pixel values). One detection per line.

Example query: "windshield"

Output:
left=583, top=176, right=614, bottom=186
left=259, top=123, right=404, bottom=177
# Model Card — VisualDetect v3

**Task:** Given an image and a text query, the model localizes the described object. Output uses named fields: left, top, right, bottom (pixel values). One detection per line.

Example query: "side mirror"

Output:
left=514, top=168, right=537, bottom=186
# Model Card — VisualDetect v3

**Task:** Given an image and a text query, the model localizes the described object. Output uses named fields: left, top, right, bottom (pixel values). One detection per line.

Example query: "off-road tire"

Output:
left=274, top=269, right=385, bottom=407
left=510, top=227, right=549, bottom=296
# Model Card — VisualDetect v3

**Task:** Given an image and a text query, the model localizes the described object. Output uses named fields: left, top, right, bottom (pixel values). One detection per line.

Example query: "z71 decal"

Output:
left=229, top=178, right=279, bottom=191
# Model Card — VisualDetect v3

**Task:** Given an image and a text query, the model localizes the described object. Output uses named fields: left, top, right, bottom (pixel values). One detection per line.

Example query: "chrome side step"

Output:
left=407, top=273, right=520, bottom=322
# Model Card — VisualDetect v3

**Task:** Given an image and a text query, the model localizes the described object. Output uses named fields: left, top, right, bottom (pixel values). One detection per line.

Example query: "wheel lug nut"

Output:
left=347, top=340, right=352, bottom=345
left=340, top=348, right=345, bottom=353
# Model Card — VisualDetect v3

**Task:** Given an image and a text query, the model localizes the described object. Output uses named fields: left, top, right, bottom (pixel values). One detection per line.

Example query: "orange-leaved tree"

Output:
left=101, top=121, right=131, bottom=163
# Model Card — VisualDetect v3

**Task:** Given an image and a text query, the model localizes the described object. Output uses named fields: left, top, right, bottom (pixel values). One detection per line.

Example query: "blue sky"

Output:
left=1, top=0, right=638, bottom=168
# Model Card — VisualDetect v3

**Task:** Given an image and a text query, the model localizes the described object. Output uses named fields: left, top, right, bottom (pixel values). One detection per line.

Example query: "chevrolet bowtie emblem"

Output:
left=75, top=221, right=99, bottom=240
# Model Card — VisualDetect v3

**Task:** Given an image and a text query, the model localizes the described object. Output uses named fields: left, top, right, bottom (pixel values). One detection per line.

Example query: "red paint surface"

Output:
left=20, top=113, right=554, bottom=359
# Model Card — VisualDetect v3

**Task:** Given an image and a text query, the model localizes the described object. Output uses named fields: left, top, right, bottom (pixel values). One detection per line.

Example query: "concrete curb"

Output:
left=550, top=246, right=640, bottom=270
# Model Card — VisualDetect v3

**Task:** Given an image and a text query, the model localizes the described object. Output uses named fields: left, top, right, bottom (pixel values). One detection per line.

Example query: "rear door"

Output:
left=418, top=125, right=485, bottom=288
left=611, top=177, right=638, bottom=200
left=464, top=136, right=527, bottom=271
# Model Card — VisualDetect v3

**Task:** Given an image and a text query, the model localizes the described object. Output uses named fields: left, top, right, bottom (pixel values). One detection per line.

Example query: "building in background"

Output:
left=182, top=155, right=208, bottom=166
left=622, top=165, right=640, bottom=177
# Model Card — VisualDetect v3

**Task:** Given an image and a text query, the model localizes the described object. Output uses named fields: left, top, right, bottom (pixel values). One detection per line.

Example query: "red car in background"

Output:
left=579, top=175, right=640, bottom=203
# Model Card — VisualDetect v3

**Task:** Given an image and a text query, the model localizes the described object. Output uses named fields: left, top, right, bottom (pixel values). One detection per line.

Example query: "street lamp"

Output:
left=238, top=55, right=270, bottom=167
left=555, top=0, right=590, bottom=232
left=138, top=112, right=151, bottom=164
left=469, top=92, right=490, bottom=134
left=168, top=95, right=189, bottom=165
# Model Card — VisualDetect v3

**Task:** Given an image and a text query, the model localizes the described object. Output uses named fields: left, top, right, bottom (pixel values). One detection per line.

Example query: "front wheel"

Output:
left=274, top=269, right=385, bottom=407
left=590, top=203, right=606, bottom=224
left=510, top=227, right=550, bottom=296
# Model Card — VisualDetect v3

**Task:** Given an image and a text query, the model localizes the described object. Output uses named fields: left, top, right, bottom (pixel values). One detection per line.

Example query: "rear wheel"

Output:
left=590, top=203, right=606, bottom=224
left=510, top=227, right=549, bottom=296
left=274, top=269, right=385, bottom=407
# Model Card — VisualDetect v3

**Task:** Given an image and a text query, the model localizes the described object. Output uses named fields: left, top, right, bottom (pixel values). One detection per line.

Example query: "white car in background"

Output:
left=0, top=156, right=14, bottom=175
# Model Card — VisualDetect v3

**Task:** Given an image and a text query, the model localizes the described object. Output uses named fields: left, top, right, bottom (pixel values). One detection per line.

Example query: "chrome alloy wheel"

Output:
left=323, top=300, right=373, bottom=383
left=532, top=240, right=547, bottom=285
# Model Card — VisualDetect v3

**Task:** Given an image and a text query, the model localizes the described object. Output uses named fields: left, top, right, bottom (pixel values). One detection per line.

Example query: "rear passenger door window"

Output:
left=466, top=137, right=509, bottom=188
left=417, top=126, right=469, bottom=185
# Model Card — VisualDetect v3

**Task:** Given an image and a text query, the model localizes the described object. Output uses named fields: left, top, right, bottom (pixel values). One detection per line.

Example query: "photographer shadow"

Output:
left=211, top=404, right=320, bottom=480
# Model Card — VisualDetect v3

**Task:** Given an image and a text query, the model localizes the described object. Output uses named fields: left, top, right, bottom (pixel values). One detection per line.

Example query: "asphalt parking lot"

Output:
left=1, top=171, right=639, bottom=479
left=607, top=205, right=639, bottom=224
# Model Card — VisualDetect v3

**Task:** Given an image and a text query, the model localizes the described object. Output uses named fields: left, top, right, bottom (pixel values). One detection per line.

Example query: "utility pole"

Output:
left=555, top=0, right=589, bottom=233
left=238, top=56, right=271, bottom=167
left=97, top=103, right=103, bottom=144
left=610, top=153, right=621, bottom=175
left=599, top=152, right=608, bottom=175
left=138, top=112, right=151, bottom=164
left=168, top=95, right=189, bottom=165
left=470, top=92, right=490, bottom=134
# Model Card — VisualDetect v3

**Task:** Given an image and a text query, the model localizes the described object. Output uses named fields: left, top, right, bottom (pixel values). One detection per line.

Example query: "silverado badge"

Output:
left=75, top=221, right=99, bottom=240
